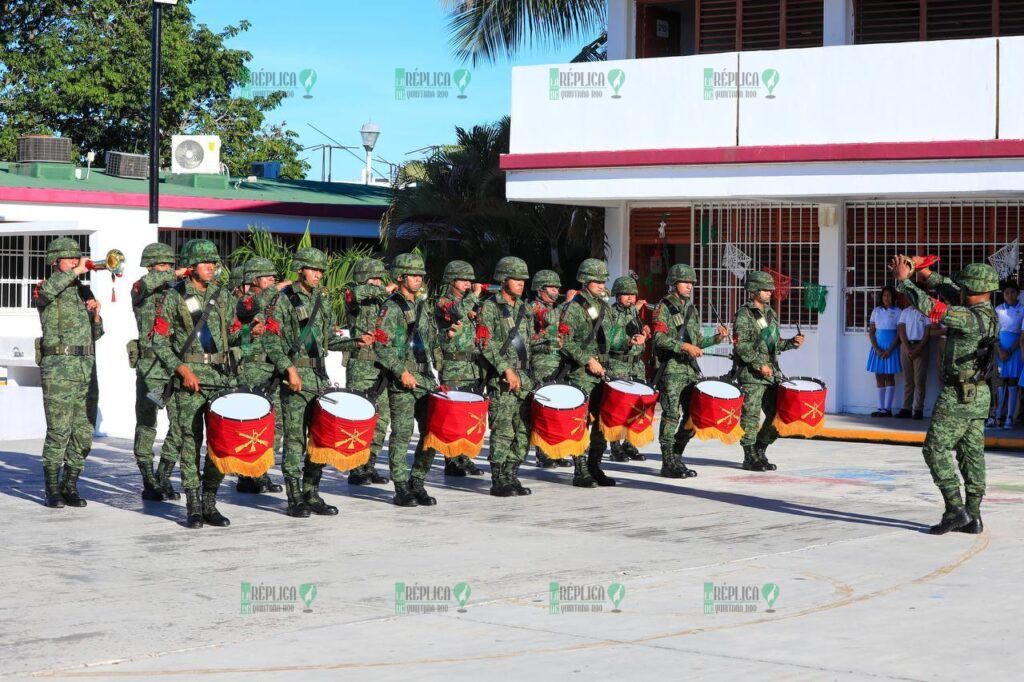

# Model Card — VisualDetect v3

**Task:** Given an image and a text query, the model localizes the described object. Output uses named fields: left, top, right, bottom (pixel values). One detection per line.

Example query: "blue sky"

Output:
left=190, top=0, right=584, bottom=181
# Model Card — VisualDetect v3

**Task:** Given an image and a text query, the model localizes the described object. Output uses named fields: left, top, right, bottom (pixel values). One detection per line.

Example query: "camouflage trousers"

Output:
left=488, top=387, right=532, bottom=465
left=385, top=383, right=435, bottom=484
left=657, top=373, right=698, bottom=457
left=40, top=356, right=98, bottom=474
left=346, top=359, right=390, bottom=475
left=280, top=367, right=332, bottom=481
left=923, top=385, right=988, bottom=510
left=738, top=382, right=781, bottom=449
left=134, top=359, right=181, bottom=469
left=169, top=366, right=235, bottom=491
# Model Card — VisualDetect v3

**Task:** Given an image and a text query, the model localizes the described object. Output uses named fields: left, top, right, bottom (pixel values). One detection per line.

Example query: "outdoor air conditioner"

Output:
left=17, top=135, right=72, bottom=163
left=105, top=151, right=149, bottom=180
left=170, top=134, right=222, bottom=175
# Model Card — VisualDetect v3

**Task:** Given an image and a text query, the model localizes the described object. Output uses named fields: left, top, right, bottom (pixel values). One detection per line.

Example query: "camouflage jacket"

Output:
left=151, top=279, right=237, bottom=379
left=235, top=286, right=289, bottom=370
left=131, top=269, right=175, bottom=354
left=374, top=292, right=439, bottom=393
left=529, top=297, right=561, bottom=379
left=271, top=282, right=350, bottom=374
left=651, top=293, right=716, bottom=382
left=344, top=283, right=390, bottom=370
left=33, top=269, right=104, bottom=376
left=731, top=302, right=797, bottom=385
left=436, top=288, right=482, bottom=384
left=557, top=289, right=618, bottom=391
left=479, top=292, right=535, bottom=393
left=605, top=302, right=646, bottom=379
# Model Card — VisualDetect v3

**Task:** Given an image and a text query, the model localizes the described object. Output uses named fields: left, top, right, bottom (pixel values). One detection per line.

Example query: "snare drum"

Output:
left=773, top=377, right=827, bottom=437
left=599, top=379, right=659, bottom=447
left=530, top=383, right=590, bottom=459
left=206, top=389, right=276, bottom=476
left=307, top=389, right=377, bottom=472
left=685, top=379, right=745, bottom=445
left=424, top=389, right=489, bottom=459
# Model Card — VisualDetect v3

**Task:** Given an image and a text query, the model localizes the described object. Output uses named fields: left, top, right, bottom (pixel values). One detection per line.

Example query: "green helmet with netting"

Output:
left=531, top=269, right=562, bottom=291
left=443, top=260, right=476, bottom=283
left=245, top=257, right=276, bottom=282
left=228, top=266, right=246, bottom=290
left=46, top=237, right=82, bottom=264
left=390, top=252, right=426, bottom=278
left=352, top=257, right=388, bottom=283
left=666, top=264, right=697, bottom=285
left=611, top=275, right=638, bottom=296
left=140, top=242, right=175, bottom=267
left=745, top=270, right=776, bottom=293
left=953, top=263, right=1000, bottom=294
left=493, top=256, right=530, bottom=282
left=294, top=247, right=328, bottom=271
left=576, top=258, right=609, bottom=285
left=180, top=239, right=220, bottom=267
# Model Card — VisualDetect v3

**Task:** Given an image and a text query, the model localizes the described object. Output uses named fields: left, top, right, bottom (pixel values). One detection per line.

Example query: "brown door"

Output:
left=637, top=2, right=685, bottom=58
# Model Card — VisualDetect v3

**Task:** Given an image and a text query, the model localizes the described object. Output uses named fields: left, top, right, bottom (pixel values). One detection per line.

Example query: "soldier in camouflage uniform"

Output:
left=270, top=247, right=351, bottom=518
left=151, top=239, right=238, bottom=528
left=529, top=269, right=572, bottom=468
left=651, top=264, right=729, bottom=478
left=34, top=237, right=104, bottom=508
left=893, top=257, right=998, bottom=535
left=435, top=260, right=485, bottom=477
left=130, top=242, right=185, bottom=502
left=233, top=258, right=285, bottom=495
left=344, top=257, right=393, bottom=486
left=731, top=271, right=804, bottom=472
left=606, top=275, right=652, bottom=463
left=479, top=257, right=535, bottom=496
left=374, top=253, right=441, bottom=507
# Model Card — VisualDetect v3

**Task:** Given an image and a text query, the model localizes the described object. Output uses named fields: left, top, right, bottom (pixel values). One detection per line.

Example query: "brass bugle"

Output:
left=85, top=249, right=126, bottom=275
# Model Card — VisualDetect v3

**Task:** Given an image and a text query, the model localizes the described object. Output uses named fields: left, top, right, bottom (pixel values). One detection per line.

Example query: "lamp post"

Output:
left=149, top=1, right=177, bottom=226
left=360, top=121, right=380, bottom=185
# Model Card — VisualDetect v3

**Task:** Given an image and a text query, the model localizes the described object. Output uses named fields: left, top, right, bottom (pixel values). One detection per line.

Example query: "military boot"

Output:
left=410, top=477, right=437, bottom=506
left=490, top=461, right=515, bottom=497
left=60, top=469, right=87, bottom=507
left=392, top=481, right=419, bottom=507
left=557, top=458, right=573, bottom=467
left=609, top=442, right=630, bottom=463
left=460, top=455, right=483, bottom=476
left=756, top=446, right=778, bottom=471
left=741, top=445, right=766, bottom=472
left=184, top=488, right=204, bottom=529
left=536, top=450, right=558, bottom=468
left=347, top=464, right=373, bottom=486
left=660, top=452, right=685, bottom=478
left=260, top=473, right=283, bottom=493
left=303, top=468, right=338, bottom=516
left=138, top=464, right=165, bottom=501
left=44, top=467, right=65, bottom=508
left=155, top=458, right=181, bottom=501
left=236, top=476, right=262, bottom=494
left=201, top=488, right=230, bottom=527
left=284, top=477, right=311, bottom=518
left=510, top=461, right=531, bottom=496
left=929, top=506, right=972, bottom=535
left=958, top=494, right=984, bottom=534
left=587, top=450, right=617, bottom=487
left=626, top=442, right=646, bottom=461
left=444, top=457, right=467, bottom=477
left=572, top=456, right=596, bottom=488
left=367, top=455, right=390, bottom=484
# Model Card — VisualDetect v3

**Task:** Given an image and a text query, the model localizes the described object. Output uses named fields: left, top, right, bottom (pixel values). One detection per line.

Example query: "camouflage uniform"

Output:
left=344, top=257, right=392, bottom=486
left=436, top=260, right=485, bottom=477
left=34, top=238, right=104, bottom=508
left=131, top=242, right=182, bottom=501
left=606, top=276, right=648, bottom=462
left=479, top=257, right=535, bottom=496
left=898, top=262, right=998, bottom=534
left=270, top=247, right=351, bottom=518
left=732, top=271, right=801, bottom=471
left=651, top=264, right=719, bottom=478
left=529, top=269, right=571, bottom=468
left=151, top=240, right=238, bottom=528
left=374, top=253, right=441, bottom=507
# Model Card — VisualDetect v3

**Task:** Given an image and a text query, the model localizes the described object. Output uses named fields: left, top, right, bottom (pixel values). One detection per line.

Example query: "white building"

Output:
left=0, top=163, right=388, bottom=439
left=503, top=0, right=1024, bottom=414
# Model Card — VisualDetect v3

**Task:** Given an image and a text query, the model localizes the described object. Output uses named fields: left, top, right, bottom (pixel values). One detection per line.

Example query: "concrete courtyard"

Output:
left=1, top=434, right=1021, bottom=680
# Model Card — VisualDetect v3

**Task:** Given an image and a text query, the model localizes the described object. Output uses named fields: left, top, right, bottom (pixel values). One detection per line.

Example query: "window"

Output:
left=0, top=234, right=90, bottom=311
left=159, top=229, right=371, bottom=261
left=844, top=200, right=1024, bottom=332
left=854, top=0, right=1024, bottom=44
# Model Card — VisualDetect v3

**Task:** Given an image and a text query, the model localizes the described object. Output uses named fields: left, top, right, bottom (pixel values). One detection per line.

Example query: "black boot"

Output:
left=460, top=455, right=483, bottom=476
left=572, top=456, right=596, bottom=488
left=369, top=469, right=390, bottom=484
left=609, top=442, right=629, bottom=463
left=410, top=478, right=437, bottom=506
left=510, top=461, right=531, bottom=496
left=155, top=458, right=180, bottom=501
left=536, top=451, right=558, bottom=468
left=201, top=488, right=230, bottom=527
left=347, top=466, right=373, bottom=485
left=660, top=451, right=685, bottom=478
left=44, top=467, right=65, bottom=508
left=928, top=506, right=972, bottom=535
left=490, top=462, right=515, bottom=497
left=392, top=481, right=419, bottom=507
left=184, top=488, right=204, bottom=529
left=557, top=458, right=573, bottom=467
left=756, top=446, right=777, bottom=471
left=444, top=458, right=467, bottom=477
left=284, top=477, right=311, bottom=518
left=303, top=469, right=338, bottom=516
left=60, top=469, right=87, bottom=507
left=741, top=445, right=766, bottom=472
left=958, top=494, right=984, bottom=534
left=626, top=443, right=646, bottom=461
left=236, top=476, right=262, bottom=494
left=139, top=463, right=165, bottom=501
left=260, top=473, right=283, bottom=493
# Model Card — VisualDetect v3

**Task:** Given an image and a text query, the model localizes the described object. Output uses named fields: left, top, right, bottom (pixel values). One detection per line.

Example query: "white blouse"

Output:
left=996, top=302, right=1024, bottom=334
left=870, top=306, right=901, bottom=331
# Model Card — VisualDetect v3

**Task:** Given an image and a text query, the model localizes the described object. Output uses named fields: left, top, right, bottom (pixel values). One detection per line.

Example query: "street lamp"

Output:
left=360, top=120, right=380, bottom=185
left=149, top=0, right=177, bottom=226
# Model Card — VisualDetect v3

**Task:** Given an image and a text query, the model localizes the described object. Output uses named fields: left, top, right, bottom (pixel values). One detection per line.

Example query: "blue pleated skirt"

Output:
left=998, top=331, right=1022, bottom=378
left=866, top=329, right=902, bottom=374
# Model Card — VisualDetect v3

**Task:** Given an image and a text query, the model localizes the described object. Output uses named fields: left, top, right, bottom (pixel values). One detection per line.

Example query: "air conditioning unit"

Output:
left=17, top=135, right=72, bottom=163
left=106, top=151, right=149, bottom=180
left=171, top=135, right=222, bottom=175
left=251, top=161, right=281, bottom=180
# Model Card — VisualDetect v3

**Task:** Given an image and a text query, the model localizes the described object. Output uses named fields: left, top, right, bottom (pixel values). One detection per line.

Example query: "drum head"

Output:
left=320, top=390, right=375, bottom=420
left=534, top=383, right=586, bottom=408
left=696, top=380, right=741, bottom=399
left=436, top=390, right=485, bottom=403
left=607, top=379, right=655, bottom=396
left=210, top=392, right=271, bottom=420
left=781, top=379, right=823, bottom=391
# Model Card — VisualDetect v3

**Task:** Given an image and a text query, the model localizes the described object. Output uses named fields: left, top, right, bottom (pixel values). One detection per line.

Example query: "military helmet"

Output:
left=46, top=237, right=82, bottom=264
left=352, top=257, right=388, bottom=283
left=228, top=266, right=246, bottom=290
left=953, top=263, right=999, bottom=294
left=745, top=270, right=776, bottom=293
left=667, top=263, right=697, bottom=285
left=493, top=256, right=530, bottom=282
left=245, top=257, right=276, bottom=282
left=531, top=269, right=562, bottom=291
left=576, top=258, right=609, bottom=284
left=294, top=247, right=327, bottom=271
left=140, top=242, right=175, bottom=267
left=611, top=275, right=638, bottom=296
left=390, top=252, right=426, bottom=278
left=443, top=260, right=476, bottom=283
left=180, top=238, right=220, bottom=267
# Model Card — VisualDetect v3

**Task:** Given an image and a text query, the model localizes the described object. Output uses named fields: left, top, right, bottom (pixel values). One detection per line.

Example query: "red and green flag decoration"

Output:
left=764, top=267, right=792, bottom=301
left=802, top=282, right=828, bottom=313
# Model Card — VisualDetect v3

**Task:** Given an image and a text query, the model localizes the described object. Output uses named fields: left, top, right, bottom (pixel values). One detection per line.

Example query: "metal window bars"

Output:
left=0, top=234, right=90, bottom=311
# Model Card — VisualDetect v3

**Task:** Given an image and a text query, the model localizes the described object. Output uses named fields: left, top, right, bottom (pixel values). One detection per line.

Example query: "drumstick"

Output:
left=298, top=387, right=338, bottom=404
